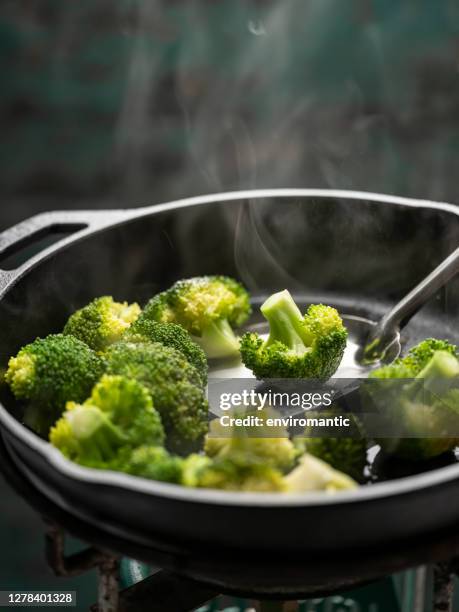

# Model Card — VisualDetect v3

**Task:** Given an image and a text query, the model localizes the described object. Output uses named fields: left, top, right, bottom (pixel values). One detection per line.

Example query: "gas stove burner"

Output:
left=0, top=432, right=458, bottom=611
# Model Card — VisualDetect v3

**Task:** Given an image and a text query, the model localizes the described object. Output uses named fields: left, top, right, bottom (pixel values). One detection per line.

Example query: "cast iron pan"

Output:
left=0, top=190, right=458, bottom=577
left=2, top=430, right=459, bottom=599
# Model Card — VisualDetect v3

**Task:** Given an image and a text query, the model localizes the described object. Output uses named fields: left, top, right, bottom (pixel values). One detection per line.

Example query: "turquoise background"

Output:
left=0, top=1, right=459, bottom=229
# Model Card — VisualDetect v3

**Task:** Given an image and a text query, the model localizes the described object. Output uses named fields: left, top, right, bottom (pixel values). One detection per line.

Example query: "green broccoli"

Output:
left=105, top=342, right=208, bottom=453
left=284, top=453, right=358, bottom=492
left=5, top=334, right=104, bottom=418
left=293, top=405, right=367, bottom=480
left=182, top=453, right=285, bottom=492
left=51, top=413, right=182, bottom=484
left=204, top=410, right=296, bottom=472
left=63, top=296, right=141, bottom=352
left=369, top=338, right=458, bottom=381
left=139, top=276, right=251, bottom=359
left=85, top=374, right=165, bottom=447
left=205, top=435, right=296, bottom=472
left=119, top=446, right=183, bottom=483
left=23, top=404, right=58, bottom=438
left=240, top=290, right=347, bottom=379
left=377, top=394, right=459, bottom=460
left=368, top=339, right=459, bottom=460
left=124, top=319, right=208, bottom=386
left=49, top=375, right=165, bottom=465
left=50, top=403, right=126, bottom=466
left=293, top=436, right=367, bottom=481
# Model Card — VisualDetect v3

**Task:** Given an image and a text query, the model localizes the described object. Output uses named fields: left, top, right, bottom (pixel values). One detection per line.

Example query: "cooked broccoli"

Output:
left=293, top=406, right=367, bottom=480
left=49, top=375, right=165, bottom=466
left=240, top=290, right=347, bottom=379
left=124, top=319, right=208, bottom=386
left=284, top=453, right=358, bottom=492
left=5, top=334, right=104, bottom=418
left=293, top=437, right=367, bottom=481
left=63, top=296, right=141, bottom=352
left=105, top=342, right=208, bottom=453
left=182, top=453, right=285, bottom=492
left=369, top=338, right=458, bottom=381
left=368, top=339, right=459, bottom=460
left=51, top=415, right=182, bottom=484
left=139, top=276, right=251, bottom=359
left=86, top=374, right=165, bottom=447
left=50, top=403, right=126, bottom=466
left=118, top=445, right=183, bottom=483
left=204, top=410, right=296, bottom=472
left=23, top=404, right=61, bottom=438
left=205, top=435, right=296, bottom=472
left=377, top=394, right=459, bottom=460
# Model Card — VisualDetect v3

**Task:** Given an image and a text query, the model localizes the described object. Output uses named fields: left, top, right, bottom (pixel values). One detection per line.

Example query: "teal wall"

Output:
left=0, top=1, right=459, bottom=228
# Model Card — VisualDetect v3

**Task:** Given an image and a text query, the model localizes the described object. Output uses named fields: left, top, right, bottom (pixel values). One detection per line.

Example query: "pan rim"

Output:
left=1, top=188, right=458, bottom=299
left=1, top=402, right=459, bottom=507
left=1, top=188, right=459, bottom=508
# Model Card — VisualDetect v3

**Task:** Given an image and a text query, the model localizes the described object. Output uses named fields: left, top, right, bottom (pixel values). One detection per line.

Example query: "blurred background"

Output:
left=1, top=0, right=459, bottom=231
left=1, top=1, right=459, bottom=609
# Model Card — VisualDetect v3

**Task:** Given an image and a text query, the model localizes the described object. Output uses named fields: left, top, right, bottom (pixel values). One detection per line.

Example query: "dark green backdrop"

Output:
left=1, top=0, right=459, bottom=229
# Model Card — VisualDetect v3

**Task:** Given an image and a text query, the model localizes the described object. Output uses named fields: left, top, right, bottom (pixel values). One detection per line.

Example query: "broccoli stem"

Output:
left=414, top=350, right=459, bottom=397
left=66, top=406, right=126, bottom=462
left=261, top=290, right=307, bottom=352
left=195, top=319, right=241, bottom=359
left=417, top=350, right=459, bottom=379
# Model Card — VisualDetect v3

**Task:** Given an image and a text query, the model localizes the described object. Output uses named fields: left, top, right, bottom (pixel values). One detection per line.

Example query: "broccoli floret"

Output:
left=205, top=411, right=296, bottom=472
left=284, top=453, right=358, bottom=493
left=86, top=374, right=165, bottom=447
left=63, top=296, right=141, bottom=352
left=105, top=342, right=208, bottom=453
left=294, top=437, right=367, bottom=481
left=378, top=394, right=459, bottom=460
left=124, top=319, right=208, bottom=386
left=140, top=276, right=251, bottom=359
left=50, top=375, right=165, bottom=464
left=416, top=350, right=459, bottom=396
left=6, top=334, right=104, bottom=418
left=205, top=435, right=296, bottom=472
left=293, top=405, right=367, bottom=480
left=51, top=416, right=182, bottom=484
left=403, top=338, right=457, bottom=371
left=182, top=453, right=285, bottom=492
left=50, top=403, right=126, bottom=466
left=23, top=404, right=57, bottom=438
left=50, top=375, right=165, bottom=469
left=119, top=446, right=183, bottom=483
left=368, top=340, right=459, bottom=460
left=240, top=290, right=347, bottom=379
left=370, top=338, right=458, bottom=380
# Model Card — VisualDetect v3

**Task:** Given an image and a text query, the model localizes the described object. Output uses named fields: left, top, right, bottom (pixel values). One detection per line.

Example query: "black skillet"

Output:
left=0, top=190, right=458, bottom=591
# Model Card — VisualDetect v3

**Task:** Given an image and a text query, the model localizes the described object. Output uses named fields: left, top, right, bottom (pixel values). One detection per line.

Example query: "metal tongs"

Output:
left=360, top=246, right=459, bottom=364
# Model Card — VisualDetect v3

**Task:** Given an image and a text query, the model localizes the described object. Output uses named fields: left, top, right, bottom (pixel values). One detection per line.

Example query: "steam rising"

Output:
left=111, top=2, right=398, bottom=290
left=2, top=2, right=457, bottom=322
left=113, top=1, right=393, bottom=200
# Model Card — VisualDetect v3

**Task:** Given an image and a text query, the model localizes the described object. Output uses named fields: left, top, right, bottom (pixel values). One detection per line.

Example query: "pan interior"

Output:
left=1, top=291, right=458, bottom=486
left=209, top=294, right=459, bottom=484
left=0, top=194, right=459, bottom=492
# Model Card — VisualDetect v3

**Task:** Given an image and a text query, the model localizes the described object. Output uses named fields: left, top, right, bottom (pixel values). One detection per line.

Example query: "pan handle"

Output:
left=0, top=209, right=140, bottom=287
